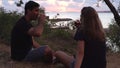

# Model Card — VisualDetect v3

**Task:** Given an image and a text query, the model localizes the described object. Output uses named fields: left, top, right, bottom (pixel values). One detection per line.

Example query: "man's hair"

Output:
left=25, top=1, right=40, bottom=15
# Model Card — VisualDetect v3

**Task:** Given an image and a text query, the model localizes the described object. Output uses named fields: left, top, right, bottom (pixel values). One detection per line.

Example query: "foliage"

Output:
left=0, top=7, right=74, bottom=46
left=0, top=7, right=21, bottom=44
left=107, top=19, right=120, bottom=52
left=0, top=5, right=46, bottom=43
left=49, top=29, right=73, bottom=40
left=15, top=0, right=24, bottom=7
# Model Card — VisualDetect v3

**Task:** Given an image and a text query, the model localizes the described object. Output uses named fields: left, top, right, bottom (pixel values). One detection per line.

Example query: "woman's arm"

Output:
left=74, top=40, right=84, bottom=68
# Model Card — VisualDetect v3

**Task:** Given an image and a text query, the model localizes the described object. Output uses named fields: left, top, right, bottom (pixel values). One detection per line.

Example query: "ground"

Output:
left=0, top=43, right=120, bottom=68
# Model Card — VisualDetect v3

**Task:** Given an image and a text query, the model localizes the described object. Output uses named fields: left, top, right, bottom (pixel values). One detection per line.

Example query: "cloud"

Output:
left=38, top=0, right=86, bottom=12
left=8, top=0, right=14, bottom=5
left=0, top=0, right=2, bottom=7
left=38, top=0, right=70, bottom=12
left=73, top=0, right=85, bottom=3
left=1, top=0, right=119, bottom=12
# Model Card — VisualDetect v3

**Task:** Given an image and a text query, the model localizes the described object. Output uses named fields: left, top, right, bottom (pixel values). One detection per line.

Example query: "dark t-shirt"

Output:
left=74, top=29, right=106, bottom=68
left=11, top=17, right=33, bottom=61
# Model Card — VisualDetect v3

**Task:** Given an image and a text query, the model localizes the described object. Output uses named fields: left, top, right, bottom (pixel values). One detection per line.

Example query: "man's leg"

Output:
left=24, top=46, right=53, bottom=63
left=43, top=46, right=53, bottom=63
left=54, top=51, right=74, bottom=68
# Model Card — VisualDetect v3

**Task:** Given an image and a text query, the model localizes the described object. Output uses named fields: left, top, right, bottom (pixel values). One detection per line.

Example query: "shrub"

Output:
left=0, top=7, right=21, bottom=44
left=107, top=19, right=120, bottom=52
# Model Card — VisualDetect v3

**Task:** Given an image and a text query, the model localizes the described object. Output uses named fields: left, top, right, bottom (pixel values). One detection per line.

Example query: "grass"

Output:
left=0, top=29, right=76, bottom=68
left=0, top=43, right=65, bottom=68
left=0, top=29, right=120, bottom=68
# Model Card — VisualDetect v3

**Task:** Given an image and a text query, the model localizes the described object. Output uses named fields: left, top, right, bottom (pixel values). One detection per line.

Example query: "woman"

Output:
left=55, top=7, right=106, bottom=68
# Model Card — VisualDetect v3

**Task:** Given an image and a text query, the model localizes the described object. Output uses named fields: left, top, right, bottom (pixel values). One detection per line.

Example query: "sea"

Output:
left=46, top=12, right=120, bottom=52
left=46, top=12, right=116, bottom=28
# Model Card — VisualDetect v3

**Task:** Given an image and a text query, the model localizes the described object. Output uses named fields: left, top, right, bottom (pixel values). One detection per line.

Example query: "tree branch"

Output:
left=104, top=0, right=120, bottom=26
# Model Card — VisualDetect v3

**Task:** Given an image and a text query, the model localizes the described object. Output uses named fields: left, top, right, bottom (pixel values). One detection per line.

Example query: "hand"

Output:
left=74, top=20, right=80, bottom=28
left=38, top=13, right=46, bottom=24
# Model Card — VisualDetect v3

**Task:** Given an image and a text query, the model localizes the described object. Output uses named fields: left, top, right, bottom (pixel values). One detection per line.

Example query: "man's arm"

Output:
left=28, top=14, right=46, bottom=37
left=32, top=37, right=40, bottom=48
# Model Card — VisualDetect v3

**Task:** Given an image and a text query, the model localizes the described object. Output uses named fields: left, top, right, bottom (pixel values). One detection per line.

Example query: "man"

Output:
left=11, top=1, right=53, bottom=63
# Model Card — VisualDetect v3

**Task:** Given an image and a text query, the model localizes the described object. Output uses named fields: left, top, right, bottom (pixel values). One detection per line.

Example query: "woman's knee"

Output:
left=55, top=51, right=68, bottom=57
left=54, top=51, right=74, bottom=68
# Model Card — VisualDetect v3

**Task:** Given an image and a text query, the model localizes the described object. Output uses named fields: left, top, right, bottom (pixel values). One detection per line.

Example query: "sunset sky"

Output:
left=0, top=0, right=119, bottom=12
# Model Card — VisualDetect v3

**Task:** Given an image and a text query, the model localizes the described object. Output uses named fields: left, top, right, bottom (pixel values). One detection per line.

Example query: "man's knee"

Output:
left=43, top=46, right=53, bottom=63
left=44, top=46, right=53, bottom=55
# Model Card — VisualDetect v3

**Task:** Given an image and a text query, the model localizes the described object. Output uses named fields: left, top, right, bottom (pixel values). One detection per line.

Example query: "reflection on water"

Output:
left=46, top=12, right=115, bottom=28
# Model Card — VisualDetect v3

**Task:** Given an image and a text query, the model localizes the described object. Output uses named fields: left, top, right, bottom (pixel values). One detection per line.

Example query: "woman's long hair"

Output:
left=80, top=7, right=105, bottom=41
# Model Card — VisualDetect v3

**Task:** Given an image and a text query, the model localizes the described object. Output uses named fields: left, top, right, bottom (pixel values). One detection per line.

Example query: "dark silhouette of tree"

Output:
left=104, top=0, right=120, bottom=27
left=15, top=0, right=23, bottom=7
left=118, top=2, right=120, bottom=13
left=98, top=0, right=120, bottom=26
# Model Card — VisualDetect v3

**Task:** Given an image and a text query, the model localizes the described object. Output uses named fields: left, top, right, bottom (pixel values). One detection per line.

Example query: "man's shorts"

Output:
left=24, top=46, right=47, bottom=62
left=70, top=60, right=75, bottom=68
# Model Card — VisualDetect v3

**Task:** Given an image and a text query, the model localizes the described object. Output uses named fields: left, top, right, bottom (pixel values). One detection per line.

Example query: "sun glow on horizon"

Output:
left=8, top=0, right=14, bottom=5
left=37, top=0, right=86, bottom=12
left=1, top=0, right=118, bottom=13
left=47, top=0, right=56, bottom=4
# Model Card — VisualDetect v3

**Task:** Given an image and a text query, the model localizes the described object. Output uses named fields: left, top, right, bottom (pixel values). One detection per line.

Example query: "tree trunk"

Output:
left=104, top=0, right=120, bottom=26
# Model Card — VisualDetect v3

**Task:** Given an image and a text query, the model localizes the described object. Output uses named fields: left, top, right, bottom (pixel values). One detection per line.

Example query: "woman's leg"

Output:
left=55, top=51, right=74, bottom=68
